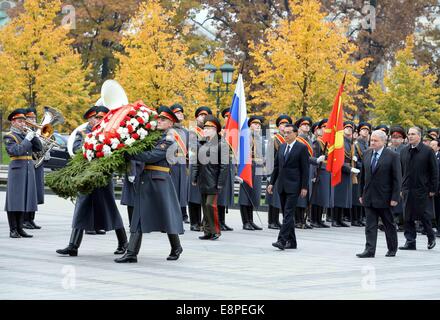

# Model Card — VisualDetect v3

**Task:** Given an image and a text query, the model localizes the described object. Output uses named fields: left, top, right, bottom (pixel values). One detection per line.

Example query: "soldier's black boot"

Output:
left=115, top=232, right=142, bottom=263
left=167, top=234, right=183, bottom=261
left=332, top=208, right=342, bottom=227
left=241, top=205, right=254, bottom=230
left=189, top=202, right=202, bottom=231
left=7, top=212, right=20, bottom=238
left=29, top=212, right=41, bottom=229
left=56, top=229, right=84, bottom=256
left=310, top=206, right=321, bottom=228
left=114, top=228, right=128, bottom=254
left=219, top=206, right=233, bottom=231
left=268, top=206, right=280, bottom=229
left=16, top=213, right=33, bottom=238
left=22, top=212, right=35, bottom=230
left=248, top=206, right=263, bottom=230
left=338, top=208, right=350, bottom=227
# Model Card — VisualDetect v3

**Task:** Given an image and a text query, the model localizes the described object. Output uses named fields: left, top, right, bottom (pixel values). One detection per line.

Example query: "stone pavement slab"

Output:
left=1, top=192, right=440, bottom=300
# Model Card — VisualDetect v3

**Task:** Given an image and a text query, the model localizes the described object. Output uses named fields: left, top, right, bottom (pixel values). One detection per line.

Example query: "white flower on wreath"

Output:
left=150, top=120, right=157, bottom=130
left=125, top=138, right=136, bottom=146
left=86, top=150, right=94, bottom=161
left=103, top=145, right=112, bottom=156
left=130, top=118, right=139, bottom=128
left=98, top=134, right=105, bottom=142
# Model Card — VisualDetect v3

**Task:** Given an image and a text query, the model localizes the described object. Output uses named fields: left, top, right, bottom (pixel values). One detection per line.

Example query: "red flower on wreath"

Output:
left=95, top=144, right=104, bottom=152
left=96, top=152, right=104, bottom=158
left=132, top=133, right=140, bottom=140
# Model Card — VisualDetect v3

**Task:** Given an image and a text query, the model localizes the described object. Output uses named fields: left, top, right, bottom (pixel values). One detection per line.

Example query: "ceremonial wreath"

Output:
left=46, top=101, right=162, bottom=200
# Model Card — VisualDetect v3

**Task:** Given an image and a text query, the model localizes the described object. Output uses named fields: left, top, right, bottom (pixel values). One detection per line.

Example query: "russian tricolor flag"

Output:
left=225, top=74, right=253, bottom=188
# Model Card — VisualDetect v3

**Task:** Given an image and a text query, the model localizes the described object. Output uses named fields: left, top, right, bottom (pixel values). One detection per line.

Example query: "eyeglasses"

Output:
left=284, top=131, right=294, bottom=135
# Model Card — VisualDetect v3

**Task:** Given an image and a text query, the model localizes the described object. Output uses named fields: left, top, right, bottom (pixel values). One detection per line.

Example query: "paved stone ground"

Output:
left=1, top=192, right=440, bottom=300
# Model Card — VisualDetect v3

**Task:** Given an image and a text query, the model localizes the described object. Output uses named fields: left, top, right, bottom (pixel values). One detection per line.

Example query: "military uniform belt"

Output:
left=144, top=165, right=170, bottom=173
left=10, top=156, right=33, bottom=160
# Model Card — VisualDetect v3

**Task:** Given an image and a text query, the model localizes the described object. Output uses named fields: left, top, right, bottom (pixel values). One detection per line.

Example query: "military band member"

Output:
left=294, top=117, right=314, bottom=229
left=239, top=116, right=265, bottom=230
left=4, top=109, right=43, bottom=238
left=351, top=122, right=371, bottom=227
left=218, top=108, right=234, bottom=231
left=22, top=107, right=44, bottom=230
left=332, top=121, right=360, bottom=227
left=309, top=119, right=332, bottom=228
left=115, top=107, right=184, bottom=263
left=170, top=103, right=190, bottom=224
left=266, top=115, right=292, bottom=229
left=188, top=106, right=212, bottom=231
left=57, top=106, right=128, bottom=256
left=191, top=115, right=229, bottom=240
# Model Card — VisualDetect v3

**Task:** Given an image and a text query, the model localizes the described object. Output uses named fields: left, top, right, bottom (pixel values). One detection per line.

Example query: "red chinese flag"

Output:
left=322, top=75, right=346, bottom=186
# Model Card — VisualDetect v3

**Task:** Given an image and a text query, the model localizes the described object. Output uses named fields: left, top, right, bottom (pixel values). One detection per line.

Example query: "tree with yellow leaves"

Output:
left=0, top=0, right=92, bottom=130
left=368, top=35, right=440, bottom=128
left=249, top=0, right=368, bottom=122
left=115, top=0, right=210, bottom=120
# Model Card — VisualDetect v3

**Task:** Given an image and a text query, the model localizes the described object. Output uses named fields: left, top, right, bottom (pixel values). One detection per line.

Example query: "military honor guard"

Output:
left=120, top=160, right=144, bottom=228
left=332, top=121, right=360, bottom=227
left=191, top=115, right=229, bottom=240
left=170, top=103, right=190, bottom=224
left=188, top=106, right=212, bottom=231
left=266, top=115, right=292, bottom=229
left=399, top=127, right=438, bottom=251
left=268, top=124, right=310, bottom=250
left=22, top=107, right=44, bottom=230
left=351, top=122, right=371, bottom=227
left=309, top=119, right=332, bottom=228
left=294, top=117, right=314, bottom=229
left=217, top=108, right=234, bottom=231
left=4, top=109, right=43, bottom=238
left=115, top=107, right=184, bottom=263
left=57, top=106, right=128, bottom=256
left=239, top=115, right=265, bottom=231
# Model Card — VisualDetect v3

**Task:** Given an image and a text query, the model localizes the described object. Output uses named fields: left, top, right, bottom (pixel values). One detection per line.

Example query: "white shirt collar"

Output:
left=373, top=146, right=384, bottom=157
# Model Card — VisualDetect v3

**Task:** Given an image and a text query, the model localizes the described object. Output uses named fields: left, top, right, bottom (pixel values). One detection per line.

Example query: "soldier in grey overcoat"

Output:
left=332, top=121, right=361, bottom=227
left=188, top=106, right=212, bottom=231
left=115, top=106, right=184, bottom=263
left=120, top=160, right=144, bottom=227
left=309, top=119, right=332, bottom=228
left=217, top=108, right=235, bottom=231
left=4, top=109, right=43, bottom=238
left=170, top=103, right=190, bottom=224
left=239, top=116, right=265, bottom=231
left=56, top=106, right=128, bottom=257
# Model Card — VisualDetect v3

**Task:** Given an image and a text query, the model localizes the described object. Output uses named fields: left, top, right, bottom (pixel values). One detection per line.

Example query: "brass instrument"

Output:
left=23, top=106, right=65, bottom=168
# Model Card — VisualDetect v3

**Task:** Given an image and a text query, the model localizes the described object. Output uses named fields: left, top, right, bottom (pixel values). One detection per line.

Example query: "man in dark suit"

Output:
left=399, top=127, right=438, bottom=250
left=267, top=124, right=309, bottom=250
left=357, top=130, right=402, bottom=258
